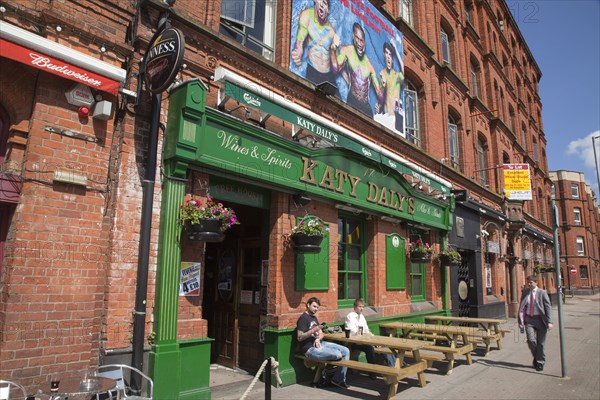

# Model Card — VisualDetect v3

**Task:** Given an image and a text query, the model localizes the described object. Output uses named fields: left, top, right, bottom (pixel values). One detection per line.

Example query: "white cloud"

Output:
left=566, top=130, right=600, bottom=169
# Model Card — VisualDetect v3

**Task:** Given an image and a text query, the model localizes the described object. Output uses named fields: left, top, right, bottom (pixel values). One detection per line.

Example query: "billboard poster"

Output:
left=503, top=164, right=533, bottom=200
left=289, top=0, right=405, bottom=137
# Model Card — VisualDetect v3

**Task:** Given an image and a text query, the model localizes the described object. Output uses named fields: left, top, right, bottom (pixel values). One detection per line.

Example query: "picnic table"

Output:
left=379, top=321, right=476, bottom=375
left=425, top=316, right=509, bottom=355
left=297, top=332, right=429, bottom=399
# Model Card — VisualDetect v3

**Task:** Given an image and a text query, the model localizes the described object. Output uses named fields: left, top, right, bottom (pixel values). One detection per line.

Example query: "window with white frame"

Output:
left=405, top=80, right=420, bottom=147
left=448, top=116, right=459, bottom=170
left=441, top=28, right=451, bottom=66
left=571, top=183, right=579, bottom=198
left=400, top=0, right=413, bottom=27
left=576, top=236, right=584, bottom=256
left=220, top=0, right=276, bottom=61
left=574, top=208, right=582, bottom=225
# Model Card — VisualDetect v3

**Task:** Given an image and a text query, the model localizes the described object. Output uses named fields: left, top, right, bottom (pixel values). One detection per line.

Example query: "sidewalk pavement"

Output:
left=211, top=293, right=600, bottom=399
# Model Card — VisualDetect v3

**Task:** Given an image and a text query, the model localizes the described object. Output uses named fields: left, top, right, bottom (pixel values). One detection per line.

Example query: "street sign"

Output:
left=570, top=267, right=577, bottom=274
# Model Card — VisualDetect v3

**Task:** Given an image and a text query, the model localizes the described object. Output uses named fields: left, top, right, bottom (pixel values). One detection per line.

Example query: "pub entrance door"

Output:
left=203, top=204, right=266, bottom=373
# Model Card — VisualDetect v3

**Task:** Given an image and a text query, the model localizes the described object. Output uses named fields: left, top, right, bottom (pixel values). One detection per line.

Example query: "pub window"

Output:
left=220, top=0, right=276, bottom=61
left=337, top=213, right=366, bottom=307
left=580, top=265, right=588, bottom=280
left=408, top=230, right=429, bottom=302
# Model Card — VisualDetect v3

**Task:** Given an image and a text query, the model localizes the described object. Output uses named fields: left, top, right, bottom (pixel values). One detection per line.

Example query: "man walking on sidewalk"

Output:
left=518, top=275, right=554, bottom=371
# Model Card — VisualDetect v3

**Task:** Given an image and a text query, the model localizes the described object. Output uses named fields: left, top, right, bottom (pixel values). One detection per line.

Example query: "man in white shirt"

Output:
left=518, top=275, right=553, bottom=371
left=345, top=298, right=395, bottom=378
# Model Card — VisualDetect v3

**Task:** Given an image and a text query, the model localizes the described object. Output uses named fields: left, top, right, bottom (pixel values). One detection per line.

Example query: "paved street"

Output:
left=211, top=293, right=600, bottom=399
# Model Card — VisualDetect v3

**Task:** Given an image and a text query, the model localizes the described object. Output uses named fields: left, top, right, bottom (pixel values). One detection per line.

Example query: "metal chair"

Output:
left=0, top=380, right=27, bottom=400
left=93, top=364, right=153, bottom=400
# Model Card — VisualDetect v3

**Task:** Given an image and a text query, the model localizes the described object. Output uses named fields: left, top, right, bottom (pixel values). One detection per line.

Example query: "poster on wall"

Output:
left=179, top=262, right=201, bottom=297
left=289, top=0, right=405, bottom=137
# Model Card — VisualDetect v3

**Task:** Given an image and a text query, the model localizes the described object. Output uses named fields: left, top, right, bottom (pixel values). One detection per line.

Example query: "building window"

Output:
left=470, top=61, right=479, bottom=97
left=580, top=265, right=589, bottom=279
left=571, top=183, right=579, bottom=198
left=508, top=106, right=515, bottom=132
left=409, top=231, right=428, bottom=301
left=576, top=236, right=584, bottom=256
left=533, top=139, right=539, bottom=162
left=574, top=208, right=582, bottom=225
left=337, top=214, right=365, bottom=306
left=477, top=138, right=488, bottom=186
left=405, top=80, right=420, bottom=147
left=220, top=0, right=276, bottom=61
left=464, top=0, right=473, bottom=24
left=399, top=0, right=413, bottom=27
left=448, top=115, right=459, bottom=170
left=521, top=124, right=527, bottom=151
left=441, top=28, right=451, bottom=66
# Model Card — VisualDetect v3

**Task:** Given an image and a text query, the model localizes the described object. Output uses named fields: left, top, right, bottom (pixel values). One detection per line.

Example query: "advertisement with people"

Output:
left=289, top=0, right=405, bottom=137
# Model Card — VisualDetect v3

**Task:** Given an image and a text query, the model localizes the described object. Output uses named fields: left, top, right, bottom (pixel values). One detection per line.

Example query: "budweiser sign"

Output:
left=0, top=38, right=120, bottom=95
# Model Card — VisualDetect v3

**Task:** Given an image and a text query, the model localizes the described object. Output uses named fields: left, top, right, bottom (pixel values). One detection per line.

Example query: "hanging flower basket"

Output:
left=410, top=251, right=433, bottom=263
left=290, top=232, right=324, bottom=253
left=286, top=216, right=328, bottom=253
left=438, top=254, right=460, bottom=266
left=434, top=248, right=462, bottom=267
left=180, top=196, right=239, bottom=242
left=186, top=218, right=225, bottom=242
left=408, top=239, right=433, bottom=263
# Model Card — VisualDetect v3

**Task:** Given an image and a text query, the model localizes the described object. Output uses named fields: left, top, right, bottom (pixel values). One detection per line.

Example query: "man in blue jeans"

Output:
left=297, top=297, right=350, bottom=388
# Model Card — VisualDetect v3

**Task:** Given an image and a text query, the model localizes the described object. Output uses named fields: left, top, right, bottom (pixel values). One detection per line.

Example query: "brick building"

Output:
left=1, top=0, right=554, bottom=397
left=550, top=170, right=599, bottom=294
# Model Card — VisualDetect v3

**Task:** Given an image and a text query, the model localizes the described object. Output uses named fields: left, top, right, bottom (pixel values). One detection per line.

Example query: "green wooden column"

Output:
left=150, top=79, right=212, bottom=399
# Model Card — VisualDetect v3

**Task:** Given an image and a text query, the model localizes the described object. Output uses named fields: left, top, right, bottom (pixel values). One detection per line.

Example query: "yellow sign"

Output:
left=503, top=164, right=532, bottom=200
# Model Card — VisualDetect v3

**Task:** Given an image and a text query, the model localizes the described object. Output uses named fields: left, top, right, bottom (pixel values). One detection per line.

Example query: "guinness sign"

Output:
left=144, top=27, right=185, bottom=93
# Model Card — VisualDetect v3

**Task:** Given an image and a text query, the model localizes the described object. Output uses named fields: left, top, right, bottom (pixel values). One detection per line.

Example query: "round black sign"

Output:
left=144, top=27, right=185, bottom=94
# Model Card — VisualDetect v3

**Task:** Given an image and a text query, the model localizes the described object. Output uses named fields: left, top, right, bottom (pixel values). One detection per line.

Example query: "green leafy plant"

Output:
left=179, top=196, right=239, bottom=231
left=534, top=264, right=554, bottom=274
left=434, top=247, right=462, bottom=266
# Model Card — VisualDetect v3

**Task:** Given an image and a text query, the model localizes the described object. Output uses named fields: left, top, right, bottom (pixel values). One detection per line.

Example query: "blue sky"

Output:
left=507, top=1, right=600, bottom=191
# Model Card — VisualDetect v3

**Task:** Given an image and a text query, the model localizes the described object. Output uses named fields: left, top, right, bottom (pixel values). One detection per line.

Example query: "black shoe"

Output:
left=536, top=363, right=544, bottom=371
left=331, top=380, right=349, bottom=389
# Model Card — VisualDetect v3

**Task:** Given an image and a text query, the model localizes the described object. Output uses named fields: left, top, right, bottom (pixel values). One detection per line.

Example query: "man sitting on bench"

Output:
left=345, top=298, right=396, bottom=378
left=297, top=297, right=350, bottom=389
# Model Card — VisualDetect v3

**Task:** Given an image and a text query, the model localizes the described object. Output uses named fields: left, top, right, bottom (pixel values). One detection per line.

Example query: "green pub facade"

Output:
left=151, top=77, right=454, bottom=398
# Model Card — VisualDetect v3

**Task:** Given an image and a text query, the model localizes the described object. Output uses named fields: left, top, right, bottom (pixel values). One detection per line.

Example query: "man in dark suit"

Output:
left=518, top=275, right=554, bottom=371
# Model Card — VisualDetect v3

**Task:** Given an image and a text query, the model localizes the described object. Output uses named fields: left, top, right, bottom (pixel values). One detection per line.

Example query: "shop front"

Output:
left=150, top=78, right=454, bottom=399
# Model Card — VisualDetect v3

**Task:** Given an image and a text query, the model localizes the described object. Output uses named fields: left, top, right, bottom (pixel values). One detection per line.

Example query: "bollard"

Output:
left=265, top=357, right=272, bottom=400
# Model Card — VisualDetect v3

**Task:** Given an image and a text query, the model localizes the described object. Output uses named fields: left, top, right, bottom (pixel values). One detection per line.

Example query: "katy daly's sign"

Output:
left=143, top=27, right=185, bottom=94
left=0, top=39, right=120, bottom=95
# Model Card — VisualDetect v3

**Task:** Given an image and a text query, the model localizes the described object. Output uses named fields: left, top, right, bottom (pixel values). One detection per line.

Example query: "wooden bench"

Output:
left=295, top=353, right=427, bottom=399
left=374, top=347, right=445, bottom=368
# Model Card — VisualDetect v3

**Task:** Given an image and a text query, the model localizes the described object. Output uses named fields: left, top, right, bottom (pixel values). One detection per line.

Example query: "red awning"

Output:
left=0, top=38, right=121, bottom=95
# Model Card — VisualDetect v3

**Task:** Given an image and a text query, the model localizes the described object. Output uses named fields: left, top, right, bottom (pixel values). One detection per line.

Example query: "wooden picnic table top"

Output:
left=425, top=316, right=508, bottom=325
left=380, top=321, right=478, bottom=336
left=324, top=332, right=431, bottom=351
